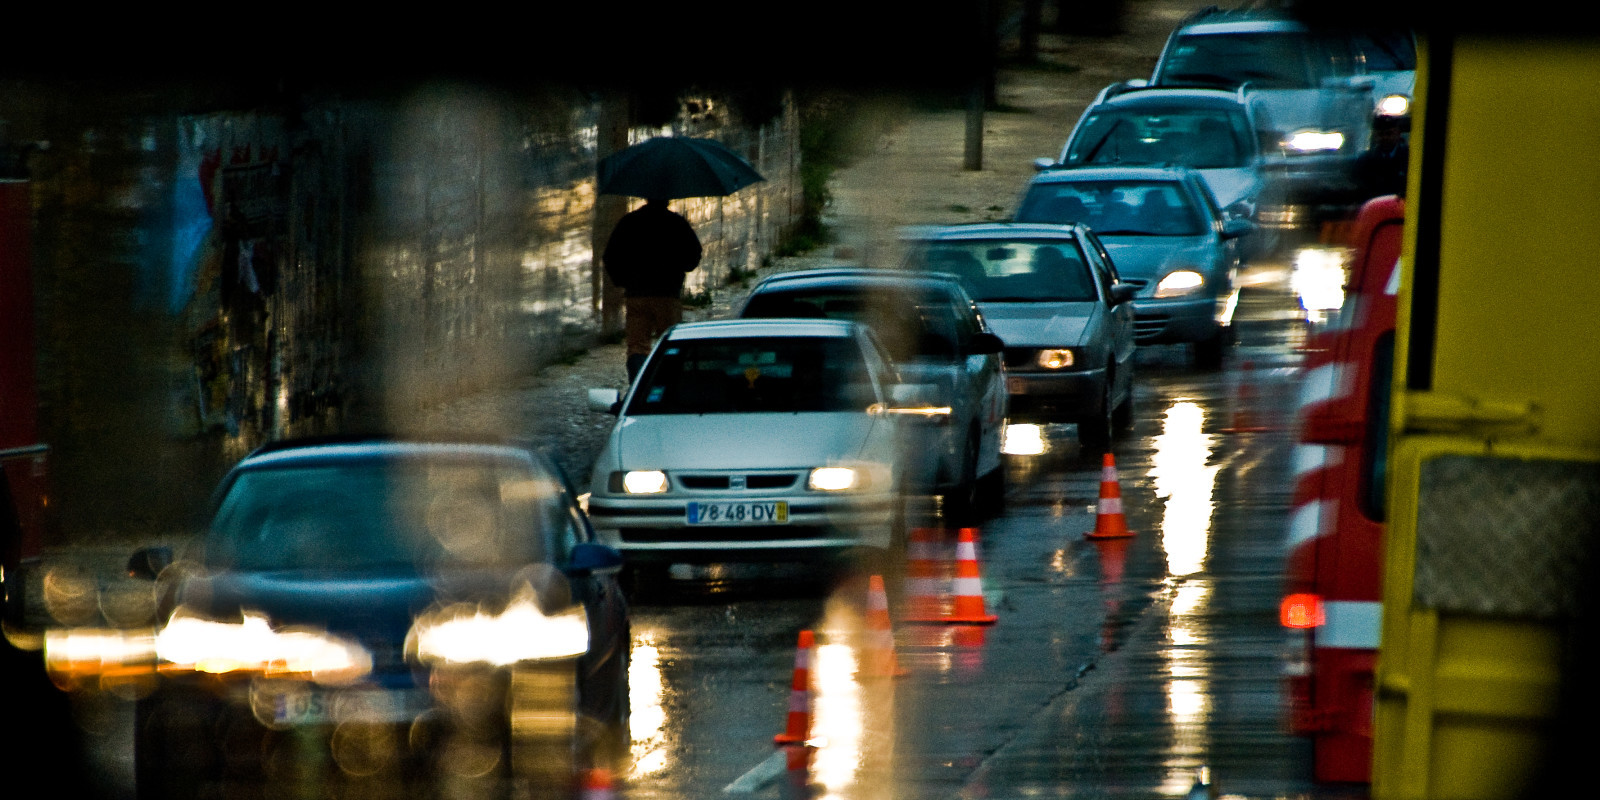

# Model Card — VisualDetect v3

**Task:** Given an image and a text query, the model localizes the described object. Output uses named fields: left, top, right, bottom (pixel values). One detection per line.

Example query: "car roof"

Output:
left=902, top=222, right=1086, bottom=242
left=1097, top=87, right=1249, bottom=110
left=750, top=267, right=965, bottom=292
left=665, top=318, right=862, bottom=340
left=241, top=438, right=539, bottom=469
left=1028, top=165, right=1197, bottom=184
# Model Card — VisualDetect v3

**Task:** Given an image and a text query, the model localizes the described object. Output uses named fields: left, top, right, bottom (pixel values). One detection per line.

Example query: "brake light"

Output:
left=1281, top=593, right=1326, bottom=629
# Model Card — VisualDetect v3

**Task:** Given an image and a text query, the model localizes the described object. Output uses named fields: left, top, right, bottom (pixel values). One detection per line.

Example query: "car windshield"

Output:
left=1067, top=107, right=1252, bottom=168
left=207, top=457, right=562, bottom=571
left=1016, top=180, right=1205, bottom=236
left=904, top=239, right=1098, bottom=302
left=629, top=335, right=876, bottom=415
left=741, top=286, right=967, bottom=362
left=1160, top=31, right=1326, bottom=89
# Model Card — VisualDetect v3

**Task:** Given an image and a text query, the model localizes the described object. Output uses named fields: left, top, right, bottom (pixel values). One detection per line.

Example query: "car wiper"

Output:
left=1082, top=117, right=1126, bottom=164
left=1160, top=72, right=1240, bottom=87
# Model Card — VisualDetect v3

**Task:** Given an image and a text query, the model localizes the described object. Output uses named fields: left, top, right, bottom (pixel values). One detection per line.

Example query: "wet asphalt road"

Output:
left=613, top=279, right=1356, bottom=800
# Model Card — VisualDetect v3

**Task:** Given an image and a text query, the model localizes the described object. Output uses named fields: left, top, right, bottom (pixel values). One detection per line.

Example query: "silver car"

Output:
left=1014, top=165, right=1251, bottom=369
left=735, top=268, right=1009, bottom=520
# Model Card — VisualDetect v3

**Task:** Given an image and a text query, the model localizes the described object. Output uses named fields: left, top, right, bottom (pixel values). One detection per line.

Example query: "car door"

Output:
left=1079, top=230, right=1137, bottom=404
left=945, top=283, right=1007, bottom=478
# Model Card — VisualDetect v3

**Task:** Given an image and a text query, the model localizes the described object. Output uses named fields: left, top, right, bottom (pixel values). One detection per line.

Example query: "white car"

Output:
left=584, top=318, right=921, bottom=588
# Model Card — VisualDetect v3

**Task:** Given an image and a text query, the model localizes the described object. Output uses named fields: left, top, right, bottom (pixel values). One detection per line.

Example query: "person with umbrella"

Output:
left=602, top=196, right=703, bottom=382
left=596, top=136, right=765, bottom=383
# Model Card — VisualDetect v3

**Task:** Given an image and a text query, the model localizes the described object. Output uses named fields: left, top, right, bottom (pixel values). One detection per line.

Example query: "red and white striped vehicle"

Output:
left=1282, top=195, right=1404, bottom=784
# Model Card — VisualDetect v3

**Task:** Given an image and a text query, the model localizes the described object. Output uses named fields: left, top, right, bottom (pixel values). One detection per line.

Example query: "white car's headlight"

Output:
left=155, top=608, right=372, bottom=684
left=1154, top=270, right=1205, bottom=298
left=408, top=588, right=589, bottom=667
left=808, top=467, right=863, bottom=492
left=1035, top=349, right=1075, bottom=369
left=620, top=470, right=669, bottom=494
left=1283, top=129, right=1345, bottom=153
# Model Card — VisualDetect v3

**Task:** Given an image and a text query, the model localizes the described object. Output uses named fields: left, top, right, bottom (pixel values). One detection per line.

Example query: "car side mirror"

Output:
left=1033, top=157, right=1059, bottom=172
left=566, top=542, right=625, bottom=577
left=1110, top=283, right=1138, bottom=305
left=587, top=388, right=622, bottom=414
left=1221, top=218, right=1254, bottom=239
left=964, top=332, right=1005, bottom=355
left=127, top=546, right=174, bottom=581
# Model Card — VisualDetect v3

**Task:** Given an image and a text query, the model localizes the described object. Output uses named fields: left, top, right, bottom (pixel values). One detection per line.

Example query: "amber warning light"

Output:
left=1280, top=593, right=1326, bottom=629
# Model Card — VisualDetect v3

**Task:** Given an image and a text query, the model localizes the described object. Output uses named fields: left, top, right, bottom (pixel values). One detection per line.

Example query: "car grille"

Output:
left=677, top=473, right=800, bottom=490
left=1134, top=313, right=1170, bottom=341
left=621, top=525, right=833, bottom=543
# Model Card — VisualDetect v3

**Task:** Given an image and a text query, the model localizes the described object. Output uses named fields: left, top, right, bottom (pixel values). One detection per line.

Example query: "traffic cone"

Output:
left=1087, top=452, right=1135, bottom=540
left=943, top=528, right=998, bottom=625
left=579, top=768, right=617, bottom=800
left=902, top=527, right=948, bottom=623
left=774, top=630, right=815, bottom=746
left=863, top=575, right=909, bottom=678
left=1220, top=359, right=1272, bottom=433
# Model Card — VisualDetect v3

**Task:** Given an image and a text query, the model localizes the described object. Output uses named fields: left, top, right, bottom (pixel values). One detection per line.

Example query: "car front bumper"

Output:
left=1133, top=294, right=1229, bottom=345
left=587, top=492, right=898, bottom=561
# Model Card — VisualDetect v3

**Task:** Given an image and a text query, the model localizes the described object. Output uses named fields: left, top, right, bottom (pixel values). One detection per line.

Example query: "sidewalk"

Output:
left=458, top=0, right=1215, bottom=487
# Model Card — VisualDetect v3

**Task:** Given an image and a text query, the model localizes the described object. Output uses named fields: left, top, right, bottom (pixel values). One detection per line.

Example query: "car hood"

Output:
left=977, top=302, right=1098, bottom=348
left=1197, top=167, right=1260, bottom=210
left=1251, top=88, right=1368, bottom=137
left=1101, top=236, right=1220, bottom=284
left=608, top=412, right=881, bottom=471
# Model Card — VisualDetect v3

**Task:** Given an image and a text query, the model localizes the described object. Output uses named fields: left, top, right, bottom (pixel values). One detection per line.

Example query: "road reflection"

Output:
left=628, top=628, right=669, bottom=778
left=1149, top=400, right=1219, bottom=577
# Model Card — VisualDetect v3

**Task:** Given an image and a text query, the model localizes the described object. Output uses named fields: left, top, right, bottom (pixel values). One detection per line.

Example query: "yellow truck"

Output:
left=1371, top=32, right=1600, bottom=799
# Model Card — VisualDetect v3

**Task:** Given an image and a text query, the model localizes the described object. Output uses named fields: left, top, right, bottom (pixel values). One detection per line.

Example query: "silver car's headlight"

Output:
left=614, top=470, right=668, bottom=494
left=1375, top=94, right=1410, bottom=117
left=407, top=587, right=589, bottom=667
left=1154, top=270, right=1205, bottom=298
left=808, top=467, right=864, bottom=492
left=155, top=608, right=373, bottom=684
left=1283, top=129, right=1345, bottom=153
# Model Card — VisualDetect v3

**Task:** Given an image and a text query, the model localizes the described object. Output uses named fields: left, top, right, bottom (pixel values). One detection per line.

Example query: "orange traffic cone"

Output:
left=902, top=527, right=948, bottom=623
left=863, top=575, right=909, bottom=678
left=944, top=528, right=998, bottom=625
left=1087, top=453, right=1135, bottom=539
left=579, top=768, right=617, bottom=800
left=1221, top=359, right=1272, bottom=433
left=774, top=630, right=815, bottom=746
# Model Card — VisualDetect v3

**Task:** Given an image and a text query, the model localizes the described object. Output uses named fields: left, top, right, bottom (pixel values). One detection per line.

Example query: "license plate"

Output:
left=254, top=683, right=429, bottom=726
left=686, top=501, right=788, bottom=525
left=1007, top=376, right=1028, bottom=394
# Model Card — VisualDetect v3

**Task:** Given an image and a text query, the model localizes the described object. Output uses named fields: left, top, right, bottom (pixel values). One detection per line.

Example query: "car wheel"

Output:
left=1078, top=380, right=1114, bottom=456
left=623, top=563, right=668, bottom=604
left=943, top=427, right=981, bottom=524
left=974, top=464, right=1006, bottom=518
left=1193, top=327, right=1229, bottom=371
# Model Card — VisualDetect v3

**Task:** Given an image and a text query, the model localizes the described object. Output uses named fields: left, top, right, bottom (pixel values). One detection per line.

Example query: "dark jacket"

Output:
left=603, top=203, right=703, bottom=298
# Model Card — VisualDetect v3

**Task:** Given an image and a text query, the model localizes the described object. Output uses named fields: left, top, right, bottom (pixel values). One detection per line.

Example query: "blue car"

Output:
left=1014, top=165, right=1252, bottom=369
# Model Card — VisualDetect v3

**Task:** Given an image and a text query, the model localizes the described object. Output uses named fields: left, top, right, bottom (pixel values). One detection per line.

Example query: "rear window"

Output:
left=1016, top=180, right=1205, bottom=237
left=1067, top=107, right=1253, bottom=169
left=904, top=239, right=1098, bottom=303
left=740, top=286, right=971, bottom=362
left=1160, top=31, right=1333, bottom=89
left=629, top=336, right=875, bottom=415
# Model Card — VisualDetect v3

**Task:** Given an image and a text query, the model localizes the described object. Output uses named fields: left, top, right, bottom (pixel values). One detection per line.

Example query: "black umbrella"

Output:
left=597, top=136, right=765, bottom=200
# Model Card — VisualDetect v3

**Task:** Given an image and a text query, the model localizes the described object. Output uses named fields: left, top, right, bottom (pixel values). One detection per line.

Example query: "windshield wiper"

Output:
left=1160, top=71, right=1240, bottom=87
left=1082, top=118, right=1127, bottom=164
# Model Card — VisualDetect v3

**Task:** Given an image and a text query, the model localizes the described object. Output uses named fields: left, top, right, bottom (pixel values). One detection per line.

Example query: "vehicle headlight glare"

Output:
left=808, top=467, right=861, bottom=491
left=409, top=589, right=590, bottom=667
left=622, top=470, right=668, bottom=494
left=1154, top=270, right=1205, bottom=298
left=1376, top=94, right=1410, bottom=117
left=1036, top=349, right=1074, bottom=369
left=155, top=609, right=372, bottom=684
left=1284, top=129, right=1344, bottom=152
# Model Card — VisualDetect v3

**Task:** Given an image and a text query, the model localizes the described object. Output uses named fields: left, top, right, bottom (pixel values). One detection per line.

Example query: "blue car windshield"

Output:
left=1015, top=180, right=1205, bottom=237
left=629, top=336, right=876, bottom=415
left=208, top=458, right=563, bottom=571
left=904, top=239, right=1098, bottom=303
left=1067, top=107, right=1252, bottom=169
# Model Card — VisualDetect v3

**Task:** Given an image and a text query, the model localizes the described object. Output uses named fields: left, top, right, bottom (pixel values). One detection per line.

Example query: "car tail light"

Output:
left=1281, top=592, right=1326, bottom=629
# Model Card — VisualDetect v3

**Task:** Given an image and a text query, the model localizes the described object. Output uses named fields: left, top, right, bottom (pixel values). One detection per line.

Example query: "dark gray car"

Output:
left=897, top=223, right=1137, bottom=455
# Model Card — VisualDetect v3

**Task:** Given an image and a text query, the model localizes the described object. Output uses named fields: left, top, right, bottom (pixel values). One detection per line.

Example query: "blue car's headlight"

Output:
left=407, top=586, right=590, bottom=667
left=155, top=608, right=373, bottom=684
left=1154, top=270, right=1205, bottom=298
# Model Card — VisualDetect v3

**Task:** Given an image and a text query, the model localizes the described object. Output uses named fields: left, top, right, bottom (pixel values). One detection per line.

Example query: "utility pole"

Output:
left=964, top=0, right=994, bottom=171
left=594, top=91, right=630, bottom=337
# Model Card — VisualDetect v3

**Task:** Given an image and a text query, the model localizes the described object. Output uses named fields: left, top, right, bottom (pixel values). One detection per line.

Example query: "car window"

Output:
left=741, top=285, right=966, bottom=362
left=1067, top=106, right=1253, bottom=169
left=906, top=239, right=1098, bottom=303
left=1016, top=180, right=1204, bottom=236
left=1351, top=30, right=1416, bottom=72
left=1078, top=232, right=1117, bottom=300
left=1160, top=31, right=1324, bottom=89
left=628, top=335, right=876, bottom=415
left=207, top=457, right=562, bottom=571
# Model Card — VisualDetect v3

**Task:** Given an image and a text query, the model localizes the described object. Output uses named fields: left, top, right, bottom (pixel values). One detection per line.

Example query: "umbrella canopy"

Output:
left=597, top=136, right=765, bottom=200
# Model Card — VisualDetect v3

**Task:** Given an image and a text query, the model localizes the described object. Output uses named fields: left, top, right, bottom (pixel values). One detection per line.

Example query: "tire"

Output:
left=623, top=563, right=669, bottom=604
left=1112, top=365, right=1135, bottom=434
left=974, top=464, right=1006, bottom=518
left=1193, top=327, right=1229, bottom=371
left=1077, top=380, right=1114, bottom=457
left=943, top=427, right=982, bottom=524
